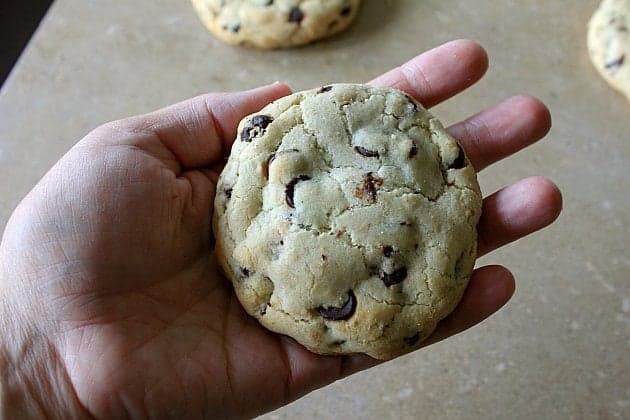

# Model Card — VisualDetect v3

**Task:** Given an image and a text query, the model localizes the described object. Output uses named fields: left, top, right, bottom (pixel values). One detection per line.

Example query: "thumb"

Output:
left=103, top=82, right=292, bottom=170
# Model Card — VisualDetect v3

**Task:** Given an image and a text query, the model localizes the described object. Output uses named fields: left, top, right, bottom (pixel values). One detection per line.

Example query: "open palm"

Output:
left=0, top=40, right=561, bottom=418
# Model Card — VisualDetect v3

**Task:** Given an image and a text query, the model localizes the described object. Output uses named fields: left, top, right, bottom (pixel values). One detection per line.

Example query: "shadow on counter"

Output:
left=1, top=0, right=54, bottom=87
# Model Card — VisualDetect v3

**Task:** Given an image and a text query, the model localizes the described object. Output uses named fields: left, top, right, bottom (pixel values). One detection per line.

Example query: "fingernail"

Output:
left=270, top=81, right=292, bottom=93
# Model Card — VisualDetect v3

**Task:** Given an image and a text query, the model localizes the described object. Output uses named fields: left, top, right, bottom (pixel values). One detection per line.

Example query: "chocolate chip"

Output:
left=605, top=55, right=625, bottom=70
left=222, top=22, right=240, bottom=33
left=285, top=175, right=311, bottom=208
left=239, top=267, right=250, bottom=277
left=341, top=6, right=352, bottom=16
left=365, top=175, right=378, bottom=202
left=409, top=141, right=418, bottom=158
left=449, top=143, right=466, bottom=169
left=260, top=304, right=268, bottom=316
left=400, top=220, right=413, bottom=227
left=241, top=115, right=274, bottom=142
left=316, top=290, right=356, bottom=320
left=288, top=7, right=304, bottom=23
left=403, top=332, right=421, bottom=346
left=318, top=85, right=333, bottom=93
left=225, top=188, right=233, bottom=199
left=355, top=172, right=382, bottom=203
left=264, top=0, right=273, bottom=5
left=322, top=254, right=328, bottom=261
left=354, top=145, right=380, bottom=158
left=380, top=267, right=407, bottom=287
left=332, top=339, right=346, bottom=345
left=405, top=94, right=419, bottom=112
left=382, top=246, right=394, bottom=258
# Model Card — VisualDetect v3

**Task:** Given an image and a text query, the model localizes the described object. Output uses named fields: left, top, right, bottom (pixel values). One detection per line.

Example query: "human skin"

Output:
left=0, top=40, right=561, bottom=419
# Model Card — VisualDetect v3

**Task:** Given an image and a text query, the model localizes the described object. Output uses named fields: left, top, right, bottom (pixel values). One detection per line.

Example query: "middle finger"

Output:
left=448, top=95, right=552, bottom=171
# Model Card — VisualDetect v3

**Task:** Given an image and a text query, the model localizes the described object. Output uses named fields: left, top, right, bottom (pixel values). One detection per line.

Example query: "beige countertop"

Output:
left=1, top=0, right=628, bottom=418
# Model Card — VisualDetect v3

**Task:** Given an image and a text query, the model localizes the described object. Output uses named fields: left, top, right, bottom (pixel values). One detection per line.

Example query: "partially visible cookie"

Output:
left=213, top=84, right=482, bottom=360
left=588, top=0, right=630, bottom=100
left=191, top=0, right=361, bottom=49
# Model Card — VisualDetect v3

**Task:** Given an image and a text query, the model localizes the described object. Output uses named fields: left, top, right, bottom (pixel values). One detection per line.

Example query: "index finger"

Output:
left=370, top=39, right=489, bottom=108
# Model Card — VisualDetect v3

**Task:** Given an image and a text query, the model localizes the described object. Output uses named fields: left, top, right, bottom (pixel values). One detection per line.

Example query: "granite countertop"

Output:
left=0, top=0, right=628, bottom=418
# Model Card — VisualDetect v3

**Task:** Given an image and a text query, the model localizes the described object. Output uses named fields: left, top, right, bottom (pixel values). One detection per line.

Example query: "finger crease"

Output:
left=278, top=343, right=294, bottom=404
left=455, top=121, right=484, bottom=169
left=204, top=99, right=226, bottom=157
left=401, top=61, right=433, bottom=105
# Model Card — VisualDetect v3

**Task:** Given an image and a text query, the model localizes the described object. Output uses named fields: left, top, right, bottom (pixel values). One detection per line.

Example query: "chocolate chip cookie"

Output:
left=213, top=84, right=482, bottom=360
left=191, top=0, right=361, bottom=49
left=588, top=0, right=630, bottom=100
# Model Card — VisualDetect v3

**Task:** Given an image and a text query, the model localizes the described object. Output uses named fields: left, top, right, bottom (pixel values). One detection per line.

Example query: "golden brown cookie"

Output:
left=213, top=84, right=482, bottom=360
left=588, top=0, right=630, bottom=100
left=191, top=0, right=361, bottom=49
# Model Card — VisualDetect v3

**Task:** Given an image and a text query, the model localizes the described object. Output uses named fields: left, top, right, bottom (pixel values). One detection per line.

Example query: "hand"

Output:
left=0, top=40, right=561, bottom=418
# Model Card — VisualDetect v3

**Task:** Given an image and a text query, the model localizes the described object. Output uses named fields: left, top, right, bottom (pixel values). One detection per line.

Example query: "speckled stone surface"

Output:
left=0, top=0, right=628, bottom=418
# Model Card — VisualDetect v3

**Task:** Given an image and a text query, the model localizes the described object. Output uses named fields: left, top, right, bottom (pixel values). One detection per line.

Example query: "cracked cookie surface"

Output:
left=588, top=0, right=630, bottom=100
left=191, top=0, right=361, bottom=49
left=213, top=84, right=482, bottom=360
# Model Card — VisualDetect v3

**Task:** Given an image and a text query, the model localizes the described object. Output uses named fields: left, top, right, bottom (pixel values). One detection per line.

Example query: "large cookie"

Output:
left=191, top=0, right=361, bottom=49
left=213, top=84, right=482, bottom=360
left=588, top=0, right=630, bottom=100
